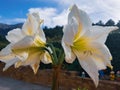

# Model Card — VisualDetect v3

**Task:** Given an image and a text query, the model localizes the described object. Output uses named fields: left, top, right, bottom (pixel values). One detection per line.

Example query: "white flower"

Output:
left=62, top=4, right=118, bottom=87
left=0, top=12, right=52, bottom=74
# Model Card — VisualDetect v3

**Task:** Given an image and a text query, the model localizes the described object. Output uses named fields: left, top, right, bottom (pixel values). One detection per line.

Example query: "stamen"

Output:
left=83, top=50, right=92, bottom=56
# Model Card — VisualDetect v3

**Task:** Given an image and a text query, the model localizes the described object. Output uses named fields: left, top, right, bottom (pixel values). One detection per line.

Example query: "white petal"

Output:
left=68, top=4, right=92, bottom=36
left=0, top=44, right=15, bottom=63
left=92, top=54, right=109, bottom=70
left=76, top=53, right=99, bottom=87
left=22, top=52, right=41, bottom=66
left=31, top=12, right=41, bottom=23
left=62, top=42, right=76, bottom=63
left=6, top=28, right=25, bottom=43
left=29, top=12, right=46, bottom=42
left=14, top=61, right=22, bottom=68
left=62, top=24, right=75, bottom=45
left=30, top=63, right=40, bottom=74
left=12, top=36, right=34, bottom=50
left=41, top=51, right=52, bottom=64
left=16, top=52, right=28, bottom=61
left=47, top=47, right=53, bottom=54
left=3, top=57, right=19, bottom=71
left=22, top=13, right=39, bottom=36
left=0, top=44, right=12, bottom=56
left=37, top=28, right=46, bottom=43
left=63, top=16, right=80, bottom=46
left=0, top=54, right=15, bottom=63
left=0, top=44, right=20, bottom=66
left=91, top=42, right=113, bottom=69
left=91, top=26, right=118, bottom=43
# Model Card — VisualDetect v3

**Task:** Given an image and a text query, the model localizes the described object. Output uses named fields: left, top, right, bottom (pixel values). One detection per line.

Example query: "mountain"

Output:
left=0, top=23, right=23, bottom=36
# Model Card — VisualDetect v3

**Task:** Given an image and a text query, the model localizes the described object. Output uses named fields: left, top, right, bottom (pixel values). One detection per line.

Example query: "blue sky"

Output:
left=0, top=0, right=120, bottom=27
left=0, top=0, right=58, bottom=18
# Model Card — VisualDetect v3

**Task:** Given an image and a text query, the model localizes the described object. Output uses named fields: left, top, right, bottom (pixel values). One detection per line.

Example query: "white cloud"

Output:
left=3, top=0, right=119, bottom=27
left=12, top=18, right=26, bottom=23
left=52, top=10, right=68, bottom=26
left=54, top=0, right=120, bottom=23
left=29, top=7, right=68, bottom=27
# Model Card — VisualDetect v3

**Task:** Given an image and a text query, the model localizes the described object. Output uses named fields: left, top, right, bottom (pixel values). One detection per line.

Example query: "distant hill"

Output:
left=0, top=23, right=63, bottom=42
left=0, top=23, right=23, bottom=36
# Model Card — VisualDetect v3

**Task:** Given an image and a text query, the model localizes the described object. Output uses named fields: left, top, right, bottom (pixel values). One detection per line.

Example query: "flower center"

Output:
left=34, top=35, right=46, bottom=47
left=71, top=36, right=95, bottom=56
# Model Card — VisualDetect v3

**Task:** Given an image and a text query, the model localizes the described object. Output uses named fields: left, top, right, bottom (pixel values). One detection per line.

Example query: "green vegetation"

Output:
left=0, top=36, right=9, bottom=50
left=77, top=87, right=88, bottom=90
left=73, top=87, right=88, bottom=90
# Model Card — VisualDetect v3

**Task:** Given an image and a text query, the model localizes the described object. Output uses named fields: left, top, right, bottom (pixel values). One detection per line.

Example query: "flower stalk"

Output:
left=46, top=43, right=64, bottom=90
left=52, top=65, right=61, bottom=90
left=46, top=43, right=58, bottom=65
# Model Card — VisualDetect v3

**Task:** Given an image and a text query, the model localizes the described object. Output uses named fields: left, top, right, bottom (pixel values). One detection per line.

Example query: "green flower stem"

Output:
left=52, top=65, right=61, bottom=90
left=46, top=44, right=58, bottom=64
left=45, top=43, right=65, bottom=90
left=58, top=49, right=65, bottom=64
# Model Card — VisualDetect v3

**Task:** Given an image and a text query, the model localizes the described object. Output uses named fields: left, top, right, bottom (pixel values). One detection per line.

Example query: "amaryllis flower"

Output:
left=0, top=12, right=52, bottom=74
left=62, top=5, right=118, bottom=87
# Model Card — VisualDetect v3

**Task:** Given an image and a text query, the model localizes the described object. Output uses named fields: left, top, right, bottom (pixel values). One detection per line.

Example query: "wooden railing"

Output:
left=0, top=62, right=120, bottom=90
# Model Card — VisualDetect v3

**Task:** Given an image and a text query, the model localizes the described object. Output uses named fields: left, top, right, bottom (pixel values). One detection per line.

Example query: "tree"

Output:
left=95, top=20, right=104, bottom=26
left=105, top=19, right=115, bottom=26
left=116, top=20, right=120, bottom=28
